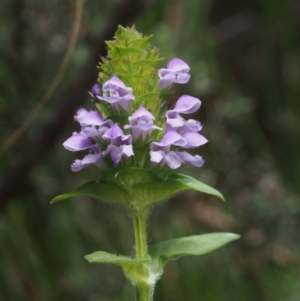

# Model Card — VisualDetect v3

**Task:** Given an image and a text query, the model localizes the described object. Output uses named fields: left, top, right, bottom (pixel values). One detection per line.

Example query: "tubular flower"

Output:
left=71, top=145, right=104, bottom=172
left=75, top=108, right=105, bottom=126
left=97, top=75, right=135, bottom=111
left=166, top=95, right=208, bottom=148
left=74, top=108, right=114, bottom=142
left=124, top=106, right=161, bottom=141
left=102, top=124, right=134, bottom=165
left=150, top=131, right=186, bottom=169
left=149, top=128, right=205, bottom=169
left=158, top=58, right=191, bottom=89
left=63, top=132, right=104, bottom=172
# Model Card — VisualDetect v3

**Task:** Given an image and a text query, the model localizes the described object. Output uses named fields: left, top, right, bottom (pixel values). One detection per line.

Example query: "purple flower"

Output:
left=124, top=106, right=161, bottom=141
left=63, top=132, right=94, bottom=151
left=63, top=132, right=104, bottom=172
left=175, top=151, right=204, bottom=167
left=102, top=124, right=134, bottom=165
left=75, top=108, right=105, bottom=126
left=74, top=108, right=114, bottom=142
left=71, top=145, right=104, bottom=172
left=97, top=75, right=135, bottom=111
left=179, top=130, right=208, bottom=149
left=166, top=95, right=201, bottom=128
left=81, top=121, right=113, bottom=142
left=91, top=84, right=100, bottom=97
left=166, top=95, right=208, bottom=149
left=150, top=124, right=206, bottom=169
left=158, top=58, right=190, bottom=89
left=150, top=131, right=186, bottom=169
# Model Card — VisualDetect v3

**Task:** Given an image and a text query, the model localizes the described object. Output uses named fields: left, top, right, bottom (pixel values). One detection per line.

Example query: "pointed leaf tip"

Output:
left=149, top=233, right=240, bottom=264
left=168, top=173, right=225, bottom=201
left=50, top=181, right=129, bottom=205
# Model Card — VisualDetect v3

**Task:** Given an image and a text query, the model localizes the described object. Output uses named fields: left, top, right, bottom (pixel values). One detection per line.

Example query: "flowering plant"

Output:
left=52, top=25, right=239, bottom=301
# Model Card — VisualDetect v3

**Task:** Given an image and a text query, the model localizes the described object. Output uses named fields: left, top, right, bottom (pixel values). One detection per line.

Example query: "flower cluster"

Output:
left=63, top=55, right=207, bottom=172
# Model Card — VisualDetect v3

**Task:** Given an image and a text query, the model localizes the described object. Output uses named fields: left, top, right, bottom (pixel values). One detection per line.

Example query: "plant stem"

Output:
left=133, top=208, right=148, bottom=259
left=135, top=282, right=153, bottom=301
left=132, top=207, right=154, bottom=301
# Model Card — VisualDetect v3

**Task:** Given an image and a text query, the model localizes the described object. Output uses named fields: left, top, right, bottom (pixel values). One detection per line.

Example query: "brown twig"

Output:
left=1, top=0, right=84, bottom=155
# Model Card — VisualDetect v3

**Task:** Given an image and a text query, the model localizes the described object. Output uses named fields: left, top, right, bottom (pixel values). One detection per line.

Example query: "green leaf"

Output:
left=168, top=173, right=225, bottom=201
left=85, top=251, right=150, bottom=269
left=51, top=168, right=224, bottom=207
left=149, top=233, right=240, bottom=263
left=51, top=181, right=129, bottom=205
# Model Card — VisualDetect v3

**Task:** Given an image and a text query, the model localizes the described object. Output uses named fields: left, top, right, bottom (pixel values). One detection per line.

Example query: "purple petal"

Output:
left=174, top=73, right=190, bottom=84
left=105, top=75, right=127, bottom=89
left=71, top=153, right=102, bottom=172
left=176, top=151, right=204, bottom=167
left=159, top=78, right=174, bottom=90
left=75, top=108, right=104, bottom=126
left=70, top=145, right=104, bottom=172
left=150, top=150, right=164, bottom=164
left=181, top=132, right=208, bottom=148
left=167, top=58, right=190, bottom=72
left=129, top=106, right=154, bottom=121
left=106, top=145, right=123, bottom=165
left=71, top=160, right=83, bottom=172
left=164, top=151, right=184, bottom=169
left=91, top=84, right=100, bottom=96
left=182, top=119, right=202, bottom=132
left=81, top=120, right=114, bottom=139
left=105, top=144, right=134, bottom=165
left=97, top=75, right=135, bottom=111
left=125, top=106, right=161, bottom=140
left=158, top=58, right=190, bottom=89
left=122, top=145, right=134, bottom=157
left=169, top=95, right=201, bottom=115
left=151, top=131, right=186, bottom=149
left=166, top=112, right=185, bottom=128
left=63, top=132, right=93, bottom=151
left=102, top=124, right=132, bottom=145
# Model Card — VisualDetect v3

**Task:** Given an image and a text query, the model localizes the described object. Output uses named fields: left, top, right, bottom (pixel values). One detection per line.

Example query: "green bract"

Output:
left=97, top=25, right=164, bottom=120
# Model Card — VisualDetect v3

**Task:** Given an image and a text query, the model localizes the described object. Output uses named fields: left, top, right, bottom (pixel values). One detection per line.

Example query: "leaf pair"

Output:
left=51, top=167, right=224, bottom=208
left=85, top=233, right=240, bottom=270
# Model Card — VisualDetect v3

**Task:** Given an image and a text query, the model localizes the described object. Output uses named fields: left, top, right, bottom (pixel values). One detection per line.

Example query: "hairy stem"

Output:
left=135, top=282, right=153, bottom=301
left=133, top=209, right=148, bottom=258
left=131, top=207, right=154, bottom=301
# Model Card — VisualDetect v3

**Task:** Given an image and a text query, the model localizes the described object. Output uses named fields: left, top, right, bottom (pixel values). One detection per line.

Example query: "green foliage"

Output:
left=149, top=233, right=240, bottom=264
left=85, top=251, right=150, bottom=268
left=51, top=167, right=224, bottom=208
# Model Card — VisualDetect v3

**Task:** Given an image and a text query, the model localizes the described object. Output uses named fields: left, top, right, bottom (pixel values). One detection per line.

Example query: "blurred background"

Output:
left=1, top=0, right=300, bottom=300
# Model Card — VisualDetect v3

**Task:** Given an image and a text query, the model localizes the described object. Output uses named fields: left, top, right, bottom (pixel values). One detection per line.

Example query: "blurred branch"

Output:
left=6, top=0, right=33, bottom=91
left=0, top=0, right=84, bottom=155
left=0, top=0, right=160, bottom=212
